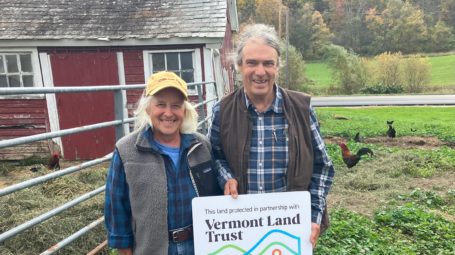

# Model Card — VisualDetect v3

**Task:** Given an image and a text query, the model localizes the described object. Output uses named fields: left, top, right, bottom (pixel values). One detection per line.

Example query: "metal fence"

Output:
left=0, top=81, right=218, bottom=254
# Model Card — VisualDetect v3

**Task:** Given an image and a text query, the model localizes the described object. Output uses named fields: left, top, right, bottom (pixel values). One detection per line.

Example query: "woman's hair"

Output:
left=133, top=91, right=199, bottom=133
left=233, top=23, right=281, bottom=68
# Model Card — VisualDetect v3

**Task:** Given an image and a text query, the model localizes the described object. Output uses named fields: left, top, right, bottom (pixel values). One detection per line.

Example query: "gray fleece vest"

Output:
left=116, top=130, right=212, bottom=255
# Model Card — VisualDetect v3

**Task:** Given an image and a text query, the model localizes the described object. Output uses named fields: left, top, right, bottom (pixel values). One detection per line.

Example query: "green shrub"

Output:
left=278, top=40, right=308, bottom=91
left=324, top=44, right=367, bottom=94
left=361, top=84, right=404, bottom=94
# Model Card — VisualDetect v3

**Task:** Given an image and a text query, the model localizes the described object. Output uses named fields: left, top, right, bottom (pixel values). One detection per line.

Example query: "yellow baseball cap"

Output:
left=145, top=71, right=188, bottom=99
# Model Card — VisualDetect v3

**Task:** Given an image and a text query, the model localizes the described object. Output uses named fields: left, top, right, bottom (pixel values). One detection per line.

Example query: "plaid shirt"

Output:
left=209, top=86, right=335, bottom=224
left=104, top=127, right=197, bottom=248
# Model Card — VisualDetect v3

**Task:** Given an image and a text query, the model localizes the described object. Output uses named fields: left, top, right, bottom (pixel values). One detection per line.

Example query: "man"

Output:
left=209, top=24, right=335, bottom=248
left=105, top=71, right=222, bottom=255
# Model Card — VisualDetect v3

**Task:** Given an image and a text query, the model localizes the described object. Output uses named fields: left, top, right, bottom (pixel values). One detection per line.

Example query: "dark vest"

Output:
left=219, top=87, right=329, bottom=231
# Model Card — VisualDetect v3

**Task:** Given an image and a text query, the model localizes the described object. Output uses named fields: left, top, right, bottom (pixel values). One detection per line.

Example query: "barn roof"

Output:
left=0, top=0, right=230, bottom=42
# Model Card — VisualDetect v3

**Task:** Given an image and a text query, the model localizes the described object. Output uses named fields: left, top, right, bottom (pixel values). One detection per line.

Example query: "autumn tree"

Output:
left=254, top=0, right=285, bottom=32
left=428, top=20, right=455, bottom=52
left=365, top=1, right=428, bottom=54
left=289, top=3, right=333, bottom=59
left=237, top=0, right=256, bottom=23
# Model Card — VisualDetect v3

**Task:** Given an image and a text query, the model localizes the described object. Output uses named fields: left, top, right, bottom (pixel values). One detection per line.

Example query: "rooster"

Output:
left=339, top=143, right=373, bottom=168
left=386, top=120, right=396, bottom=138
left=47, top=152, right=60, bottom=170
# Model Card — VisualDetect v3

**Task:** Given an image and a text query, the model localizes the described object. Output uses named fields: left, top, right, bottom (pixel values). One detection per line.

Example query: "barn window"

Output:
left=0, top=53, right=35, bottom=88
left=145, top=50, right=200, bottom=95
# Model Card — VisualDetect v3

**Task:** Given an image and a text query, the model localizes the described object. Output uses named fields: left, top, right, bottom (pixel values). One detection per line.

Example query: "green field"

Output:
left=428, top=55, right=455, bottom=86
left=315, top=106, right=455, bottom=142
left=306, top=61, right=333, bottom=87
left=306, top=54, right=455, bottom=90
left=313, top=106, right=455, bottom=254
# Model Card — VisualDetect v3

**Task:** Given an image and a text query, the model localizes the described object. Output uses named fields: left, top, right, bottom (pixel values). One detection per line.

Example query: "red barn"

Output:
left=0, top=0, right=238, bottom=160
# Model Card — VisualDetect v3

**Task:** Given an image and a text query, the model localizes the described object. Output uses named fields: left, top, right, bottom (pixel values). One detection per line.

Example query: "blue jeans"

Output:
left=168, top=239, right=194, bottom=255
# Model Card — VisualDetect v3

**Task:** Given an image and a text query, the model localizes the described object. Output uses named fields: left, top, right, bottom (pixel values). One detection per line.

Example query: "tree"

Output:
left=441, top=0, right=455, bottom=31
left=254, top=0, right=285, bottom=30
left=394, top=2, right=428, bottom=53
left=325, top=0, right=380, bottom=54
left=324, top=44, right=367, bottom=94
left=237, top=0, right=256, bottom=23
left=428, top=20, right=455, bottom=52
left=364, top=7, right=386, bottom=54
left=289, top=3, right=333, bottom=60
left=365, top=1, right=428, bottom=54
left=310, top=11, right=333, bottom=58
left=278, top=41, right=308, bottom=91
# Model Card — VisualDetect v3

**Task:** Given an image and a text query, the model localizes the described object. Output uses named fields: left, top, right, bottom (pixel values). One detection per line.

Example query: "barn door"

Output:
left=49, top=50, right=118, bottom=160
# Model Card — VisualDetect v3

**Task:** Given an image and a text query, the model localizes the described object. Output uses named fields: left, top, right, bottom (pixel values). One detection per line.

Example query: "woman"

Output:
left=104, top=71, right=222, bottom=255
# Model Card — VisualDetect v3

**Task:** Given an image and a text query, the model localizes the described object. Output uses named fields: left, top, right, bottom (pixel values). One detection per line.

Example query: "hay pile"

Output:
left=0, top=167, right=108, bottom=255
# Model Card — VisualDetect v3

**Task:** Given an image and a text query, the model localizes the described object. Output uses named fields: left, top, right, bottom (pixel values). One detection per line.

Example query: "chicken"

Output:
left=354, top=132, right=363, bottom=143
left=29, top=164, right=43, bottom=172
left=47, top=152, right=61, bottom=170
left=386, top=120, right=396, bottom=138
left=339, top=143, right=373, bottom=168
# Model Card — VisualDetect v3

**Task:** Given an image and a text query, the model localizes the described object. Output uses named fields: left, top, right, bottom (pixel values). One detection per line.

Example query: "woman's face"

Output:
left=148, top=88, right=186, bottom=143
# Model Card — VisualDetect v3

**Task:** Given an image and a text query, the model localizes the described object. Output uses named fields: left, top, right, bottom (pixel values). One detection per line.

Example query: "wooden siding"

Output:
left=123, top=49, right=145, bottom=118
left=0, top=99, right=50, bottom=160
left=122, top=46, right=205, bottom=118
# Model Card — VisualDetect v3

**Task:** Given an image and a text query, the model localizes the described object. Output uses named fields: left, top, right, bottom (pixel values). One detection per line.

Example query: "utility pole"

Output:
left=285, top=7, right=289, bottom=88
left=278, top=4, right=282, bottom=38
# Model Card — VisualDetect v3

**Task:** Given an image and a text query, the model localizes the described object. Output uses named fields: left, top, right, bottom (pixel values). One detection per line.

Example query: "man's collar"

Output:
left=243, top=84, right=283, bottom=113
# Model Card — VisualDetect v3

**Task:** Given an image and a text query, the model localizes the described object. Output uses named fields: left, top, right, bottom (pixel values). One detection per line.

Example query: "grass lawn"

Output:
left=305, top=61, right=332, bottom=87
left=305, top=54, right=455, bottom=92
left=314, top=106, right=455, bottom=142
left=428, top=54, right=455, bottom=87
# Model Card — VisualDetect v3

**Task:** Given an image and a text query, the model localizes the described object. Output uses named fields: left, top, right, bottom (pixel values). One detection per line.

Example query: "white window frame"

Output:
left=0, top=48, right=44, bottom=99
left=143, top=49, right=202, bottom=95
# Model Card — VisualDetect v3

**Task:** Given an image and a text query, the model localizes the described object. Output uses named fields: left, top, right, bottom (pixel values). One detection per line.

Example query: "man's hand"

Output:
left=310, top=223, right=321, bottom=249
left=224, top=178, right=238, bottom=198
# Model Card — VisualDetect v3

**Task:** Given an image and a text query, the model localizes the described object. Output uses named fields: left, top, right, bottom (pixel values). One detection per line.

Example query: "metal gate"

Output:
left=0, top=81, right=218, bottom=254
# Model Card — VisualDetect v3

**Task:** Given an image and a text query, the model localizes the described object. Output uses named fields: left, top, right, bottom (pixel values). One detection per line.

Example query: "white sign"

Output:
left=192, top=191, right=312, bottom=255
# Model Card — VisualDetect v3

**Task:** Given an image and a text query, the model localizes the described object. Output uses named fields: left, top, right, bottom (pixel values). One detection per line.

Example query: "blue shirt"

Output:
left=153, top=140, right=182, bottom=171
left=208, top=86, right=335, bottom=224
left=104, top=127, right=197, bottom=248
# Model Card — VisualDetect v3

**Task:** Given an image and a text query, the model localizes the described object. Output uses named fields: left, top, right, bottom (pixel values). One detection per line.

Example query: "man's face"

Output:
left=148, top=88, right=185, bottom=142
left=239, top=38, right=279, bottom=100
